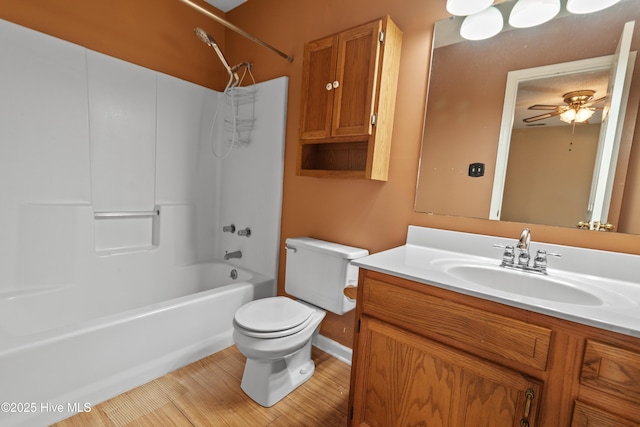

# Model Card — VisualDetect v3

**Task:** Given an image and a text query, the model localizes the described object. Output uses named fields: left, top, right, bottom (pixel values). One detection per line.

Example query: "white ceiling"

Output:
left=204, top=0, right=246, bottom=12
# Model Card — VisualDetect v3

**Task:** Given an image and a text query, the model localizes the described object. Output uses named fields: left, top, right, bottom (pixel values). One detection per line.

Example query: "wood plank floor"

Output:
left=52, top=346, right=351, bottom=427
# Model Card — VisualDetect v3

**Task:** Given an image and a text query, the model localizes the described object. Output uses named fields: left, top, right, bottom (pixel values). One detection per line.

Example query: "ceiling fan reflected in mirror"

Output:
left=523, top=89, right=607, bottom=124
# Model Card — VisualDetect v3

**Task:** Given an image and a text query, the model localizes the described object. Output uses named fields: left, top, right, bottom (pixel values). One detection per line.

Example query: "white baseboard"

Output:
left=312, top=334, right=352, bottom=365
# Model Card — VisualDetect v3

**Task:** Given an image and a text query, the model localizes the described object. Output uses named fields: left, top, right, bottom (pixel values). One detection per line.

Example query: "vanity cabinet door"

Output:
left=351, top=316, right=542, bottom=427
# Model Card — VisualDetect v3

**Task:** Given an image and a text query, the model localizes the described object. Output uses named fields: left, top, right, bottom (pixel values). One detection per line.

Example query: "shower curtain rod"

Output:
left=178, top=0, right=294, bottom=63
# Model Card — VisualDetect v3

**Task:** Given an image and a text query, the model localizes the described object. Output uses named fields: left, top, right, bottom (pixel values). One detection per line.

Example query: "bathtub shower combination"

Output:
left=0, top=262, right=273, bottom=426
left=0, top=18, right=287, bottom=427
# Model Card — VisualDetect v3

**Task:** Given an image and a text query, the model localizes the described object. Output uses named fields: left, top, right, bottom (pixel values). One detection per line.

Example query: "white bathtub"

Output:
left=0, top=261, right=274, bottom=427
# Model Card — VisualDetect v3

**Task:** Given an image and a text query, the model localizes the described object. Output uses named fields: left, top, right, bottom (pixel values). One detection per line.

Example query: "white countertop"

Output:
left=352, top=226, right=640, bottom=338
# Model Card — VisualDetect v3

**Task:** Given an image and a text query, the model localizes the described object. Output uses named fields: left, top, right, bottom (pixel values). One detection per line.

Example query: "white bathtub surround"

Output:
left=88, top=50, right=157, bottom=213
left=0, top=18, right=287, bottom=427
left=353, top=226, right=640, bottom=338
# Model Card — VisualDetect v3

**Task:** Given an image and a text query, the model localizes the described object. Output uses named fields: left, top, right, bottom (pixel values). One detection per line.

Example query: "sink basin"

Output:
left=445, top=264, right=603, bottom=306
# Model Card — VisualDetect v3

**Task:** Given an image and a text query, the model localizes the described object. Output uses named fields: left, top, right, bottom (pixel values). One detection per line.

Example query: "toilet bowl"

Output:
left=232, top=297, right=326, bottom=407
left=232, top=237, right=368, bottom=407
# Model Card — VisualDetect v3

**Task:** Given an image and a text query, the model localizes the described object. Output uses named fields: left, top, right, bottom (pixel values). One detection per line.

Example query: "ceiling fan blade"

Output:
left=523, top=110, right=562, bottom=123
left=527, top=104, right=563, bottom=111
left=583, top=96, right=607, bottom=107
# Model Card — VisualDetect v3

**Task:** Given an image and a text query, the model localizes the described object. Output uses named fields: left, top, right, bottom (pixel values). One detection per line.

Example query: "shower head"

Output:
left=194, top=27, right=217, bottom=47
left=193, top=27, right=238, bottom=83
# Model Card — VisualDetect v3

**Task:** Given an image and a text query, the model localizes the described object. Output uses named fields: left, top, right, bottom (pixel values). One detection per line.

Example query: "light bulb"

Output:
left=447, top=0, right=494, bottom=16
left=460, top=6, right=504, bottom=40
left=509, top=0, right=561, bottom=28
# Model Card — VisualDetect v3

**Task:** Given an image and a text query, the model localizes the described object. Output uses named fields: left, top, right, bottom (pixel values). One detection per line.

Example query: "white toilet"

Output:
left=232, top=237, right=368, bottom=407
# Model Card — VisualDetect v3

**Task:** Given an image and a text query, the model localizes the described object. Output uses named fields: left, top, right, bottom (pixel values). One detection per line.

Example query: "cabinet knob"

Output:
left=332, top=80, right=340, bottom=89
left=325, top=83, right=333, bottom=91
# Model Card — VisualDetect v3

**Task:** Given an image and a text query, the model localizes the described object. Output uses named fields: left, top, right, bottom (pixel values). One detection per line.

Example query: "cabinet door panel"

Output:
left=571, top=401, right=640, bottom=427
left=332, top=20, right=381, bottom=137
left=299, top=36, right=337, bottom=139
left=353, top=317, right=542, bottom=427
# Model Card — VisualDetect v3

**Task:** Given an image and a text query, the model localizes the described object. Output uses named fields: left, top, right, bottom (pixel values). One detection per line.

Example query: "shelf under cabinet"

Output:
left=299, top=141, right=369, bottom=177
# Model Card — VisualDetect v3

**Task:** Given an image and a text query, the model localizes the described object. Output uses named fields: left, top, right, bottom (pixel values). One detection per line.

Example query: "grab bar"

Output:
left=94, top=210, right=159, bottom=219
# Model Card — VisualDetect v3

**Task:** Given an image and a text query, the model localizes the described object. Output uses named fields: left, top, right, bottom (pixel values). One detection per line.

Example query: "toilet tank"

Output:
left=284, top=237, right=369, bottom=315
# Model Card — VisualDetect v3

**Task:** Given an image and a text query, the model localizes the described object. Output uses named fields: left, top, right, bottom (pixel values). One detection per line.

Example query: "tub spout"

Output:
left=224, top=250, right=242, bottom=260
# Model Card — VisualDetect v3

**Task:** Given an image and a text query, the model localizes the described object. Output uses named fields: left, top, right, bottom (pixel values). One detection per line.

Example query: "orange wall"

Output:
left=225, top=0, right=640, bottom=347
left=3, top=0, right=640, bottom=348
left=0, top=0, right=230, bottom=91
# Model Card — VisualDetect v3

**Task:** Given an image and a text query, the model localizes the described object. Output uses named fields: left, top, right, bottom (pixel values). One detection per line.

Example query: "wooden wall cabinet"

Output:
left=297, top=16, right=402, bottom=180
left=348, top=270, right=640, bottom=427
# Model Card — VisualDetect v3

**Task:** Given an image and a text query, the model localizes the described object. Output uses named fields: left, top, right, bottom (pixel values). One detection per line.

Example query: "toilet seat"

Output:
left=234, top=297, right=315, bottom=339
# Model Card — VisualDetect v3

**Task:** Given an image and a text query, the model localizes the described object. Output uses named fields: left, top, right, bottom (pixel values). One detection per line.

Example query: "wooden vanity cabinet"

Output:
left=297, top=16, right=402, bottom=180
left=348, top=269, right=640, bottom=427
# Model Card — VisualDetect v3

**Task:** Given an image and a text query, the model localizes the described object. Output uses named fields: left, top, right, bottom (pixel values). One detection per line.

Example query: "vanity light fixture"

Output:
left=446, top=0, right=494, bottom=16
left=566, top=0, right=621, bottom=14
left=460, top=6, right=504, bottom=40
left=509, top=0, right=561, bottom=28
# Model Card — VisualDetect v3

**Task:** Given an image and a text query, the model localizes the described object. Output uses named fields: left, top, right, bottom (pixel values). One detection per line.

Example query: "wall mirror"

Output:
left=415, top=0, right=640, bottom=234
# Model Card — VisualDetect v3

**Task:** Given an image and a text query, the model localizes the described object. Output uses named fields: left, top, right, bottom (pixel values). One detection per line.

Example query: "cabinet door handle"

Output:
left=520, top=388, right=535, bottom=427
left=326, top=82, right=333, bottom=91
left=332, top=80, right=340, bottom=89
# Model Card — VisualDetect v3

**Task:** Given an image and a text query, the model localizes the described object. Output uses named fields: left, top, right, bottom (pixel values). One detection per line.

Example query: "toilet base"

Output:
left=240, top=339, right=315, bottom=407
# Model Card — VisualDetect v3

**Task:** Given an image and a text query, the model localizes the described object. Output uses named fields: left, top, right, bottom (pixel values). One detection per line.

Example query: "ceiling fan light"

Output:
left=509, top=0, right=561, bottom=28
left=446, top=0, right=494, bottom=16
left=460, top=6, right=504, bottom=40
left=560, top=109, right=577, bottom=123
left=575, top=107, right=596, bottom=123
left=567, top=0, right=621, bottom=14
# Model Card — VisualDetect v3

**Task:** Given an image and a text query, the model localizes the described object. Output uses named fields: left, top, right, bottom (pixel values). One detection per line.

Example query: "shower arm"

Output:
left=210, top=42, right=239, bottom=81
left=177, top=0, right=293, bottom=63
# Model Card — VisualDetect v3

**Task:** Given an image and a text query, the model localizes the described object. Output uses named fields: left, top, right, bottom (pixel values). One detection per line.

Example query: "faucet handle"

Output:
left=533, top=250, right=548, bottom=270
left=538, top=250, right=562, bottom=260
left=493, top=244, right=515, bottom=265
left=533, top=250, right=561, bottom=272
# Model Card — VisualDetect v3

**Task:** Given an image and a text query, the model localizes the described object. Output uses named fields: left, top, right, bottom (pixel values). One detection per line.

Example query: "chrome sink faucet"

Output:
left=516, top=228, right=531, bottom=267
left=494, top=228, right=560, bottom=274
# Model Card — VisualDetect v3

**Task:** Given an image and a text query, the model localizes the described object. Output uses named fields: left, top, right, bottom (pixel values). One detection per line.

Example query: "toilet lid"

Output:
left=234, top=297, right=314, bottom=333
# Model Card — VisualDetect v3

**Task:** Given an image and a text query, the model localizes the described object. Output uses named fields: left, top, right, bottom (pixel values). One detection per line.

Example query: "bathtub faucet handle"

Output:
left=223, top=224, right=236, bottom=233
left=238, top=227, right=251, bottom=237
